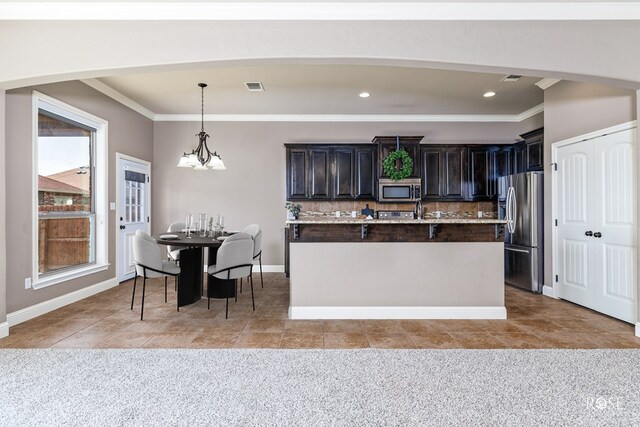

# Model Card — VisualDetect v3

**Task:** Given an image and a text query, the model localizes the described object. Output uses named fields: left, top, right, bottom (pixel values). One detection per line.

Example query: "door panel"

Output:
left=334, top=148, right=355, bottom=199
left=505, top=244, right=541, bottom=292
left=355, top=147, right=376, bottom=199
left=117, top=158, right=150, bottom=282
left=556, top=141, right=595, bottom=308
left=308, top=149, right=331, bottom=199
left=592, top=129, right=637, bottom=322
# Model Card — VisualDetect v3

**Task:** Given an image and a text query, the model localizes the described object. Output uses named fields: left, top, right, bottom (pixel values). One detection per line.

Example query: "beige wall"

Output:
left=152, top=117, right=541, bottom=265
left=5, top=81, right=153, bottom=313
left=0, top=90, right=6, bottom=324
left=543, top=80, right=637, bottom=289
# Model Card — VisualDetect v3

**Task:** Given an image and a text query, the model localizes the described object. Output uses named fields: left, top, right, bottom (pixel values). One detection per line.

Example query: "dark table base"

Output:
left=177, top=247, right=203, bottom=307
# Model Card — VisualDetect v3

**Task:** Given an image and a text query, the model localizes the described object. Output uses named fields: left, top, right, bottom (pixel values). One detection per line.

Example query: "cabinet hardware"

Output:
left=593, top=232, right=602, bottom=238
left=585, top=230, right=593, bottom=236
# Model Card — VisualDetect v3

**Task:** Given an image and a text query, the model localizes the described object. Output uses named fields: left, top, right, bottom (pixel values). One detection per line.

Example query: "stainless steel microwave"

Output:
left=377, top=178, right=422, bottom=203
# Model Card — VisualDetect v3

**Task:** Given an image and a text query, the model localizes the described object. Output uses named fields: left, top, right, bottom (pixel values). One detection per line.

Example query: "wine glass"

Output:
left=216, top=214, right=225, bottom=235
left=198, top=213, right=208, bottom=237
left=185, top=213, right=194, bottom=238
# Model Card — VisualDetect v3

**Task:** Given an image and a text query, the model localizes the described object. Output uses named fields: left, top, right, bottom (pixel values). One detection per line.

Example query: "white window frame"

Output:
left=32, top=91, right=109, bottom=289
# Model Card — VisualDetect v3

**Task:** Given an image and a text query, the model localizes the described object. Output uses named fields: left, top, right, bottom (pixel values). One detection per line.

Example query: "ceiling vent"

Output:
left=500, top=75, right=522, bottom=82
left=245, top=82, right=264, bottom=91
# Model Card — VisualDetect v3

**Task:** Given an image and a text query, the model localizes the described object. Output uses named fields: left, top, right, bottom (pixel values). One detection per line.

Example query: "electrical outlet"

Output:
left=25, top=277, right=31, bottom=289
left=109, top=202, right=116, bottom=211
left=335, top=211, right=341, bottom=218
left=435, top=211, right=441, bottom=219
left=478, top=211, right=483, bottom=218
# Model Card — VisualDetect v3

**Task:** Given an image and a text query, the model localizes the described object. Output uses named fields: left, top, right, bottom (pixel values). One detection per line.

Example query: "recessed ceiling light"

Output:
left=483, top=91, right=496, bottom=98
left=359, top=92, right=370, bottom=98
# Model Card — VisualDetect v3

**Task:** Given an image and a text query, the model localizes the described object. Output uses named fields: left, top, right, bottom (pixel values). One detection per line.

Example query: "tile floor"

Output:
left=1, top=273, right=639, bottom=349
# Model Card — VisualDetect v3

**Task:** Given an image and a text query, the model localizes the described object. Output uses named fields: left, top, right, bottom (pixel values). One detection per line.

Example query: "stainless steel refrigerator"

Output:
left=498, top=172, right=544, bottom=293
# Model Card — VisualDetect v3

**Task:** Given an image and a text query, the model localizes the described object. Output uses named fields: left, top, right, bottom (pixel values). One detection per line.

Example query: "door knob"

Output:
left=585, top=230, right=593, bottom=236
left=120, top=225, right=126, bottom=230
left=593, top=232, right=602, bottom=238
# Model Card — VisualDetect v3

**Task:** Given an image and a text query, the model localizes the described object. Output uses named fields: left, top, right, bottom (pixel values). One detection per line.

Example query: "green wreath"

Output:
left=383, top=149, right=413, bottom=181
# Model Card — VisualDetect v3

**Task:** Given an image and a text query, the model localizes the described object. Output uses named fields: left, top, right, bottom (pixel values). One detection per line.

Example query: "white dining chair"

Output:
left=131, top=233, right=181, bottom=320
left=207, top=232, right=254, bottom=319
left=166, top=221, right=185, bottom=263
left=241, top=224, right=264, bottom=289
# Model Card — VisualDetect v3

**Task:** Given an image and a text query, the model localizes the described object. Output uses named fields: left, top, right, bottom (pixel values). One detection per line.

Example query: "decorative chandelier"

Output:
left=177, top=83, right=226, bottom=170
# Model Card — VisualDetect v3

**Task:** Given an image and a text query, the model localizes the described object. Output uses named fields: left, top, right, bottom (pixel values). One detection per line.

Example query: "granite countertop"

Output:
left=286, top=218, right=507, bottom=225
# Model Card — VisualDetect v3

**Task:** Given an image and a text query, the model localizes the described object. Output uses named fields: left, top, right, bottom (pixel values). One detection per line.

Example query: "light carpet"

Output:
left=0, top=349, right=639, bottom=426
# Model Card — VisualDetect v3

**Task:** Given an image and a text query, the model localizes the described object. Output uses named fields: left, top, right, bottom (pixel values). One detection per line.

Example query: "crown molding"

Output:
left=81, top=79, right=156, bottom=120
left=154, top=112, right=541, bottom=123
left=516, top=103, right=545, bottom=121
left=1, top=2, right=640, bottom=20
left=535, top=78, right=562, bottom=90
left=83, top=78, right=543, bottom=123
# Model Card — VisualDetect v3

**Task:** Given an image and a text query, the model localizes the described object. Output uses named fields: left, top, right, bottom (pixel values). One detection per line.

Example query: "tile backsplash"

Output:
left=296, top=200, right=497, bottom=219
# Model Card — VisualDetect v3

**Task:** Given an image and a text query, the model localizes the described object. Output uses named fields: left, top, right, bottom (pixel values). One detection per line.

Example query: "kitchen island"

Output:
left=287, top=218, right=507, bottom=319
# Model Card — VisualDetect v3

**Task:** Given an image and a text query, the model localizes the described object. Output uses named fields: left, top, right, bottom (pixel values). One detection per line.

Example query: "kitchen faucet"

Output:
left=415, top=199, right=423, bottom=220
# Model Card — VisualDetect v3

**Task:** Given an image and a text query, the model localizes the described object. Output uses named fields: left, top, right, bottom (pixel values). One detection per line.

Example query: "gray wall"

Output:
left=152, top=116, right=542, bottom=265
left=543, top=80, right=637, bottom=289
left=0, top=90, right=6, bottom=324
left=5, top=81, right=153, bottom=313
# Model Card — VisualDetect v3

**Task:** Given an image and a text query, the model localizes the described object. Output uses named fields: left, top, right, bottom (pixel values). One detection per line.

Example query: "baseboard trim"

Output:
left=636, top=322, right=640, bottom=338
left=7, top=277, right=119, bottom=328
left=288, top=306, right=507, bottom=320
left=0, top=321, right=8, bottom=339
left=259, top=265, right=284, bottom=273
left=542, top=285, right=557, bottom=299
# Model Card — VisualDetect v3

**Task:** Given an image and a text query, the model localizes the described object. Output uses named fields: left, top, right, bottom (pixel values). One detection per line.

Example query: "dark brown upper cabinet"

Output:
left=333, top=147, right=355, bottom=199
left=521, top=127, right=544, bottom=171
left=420, top=146, right=467, bottom=200
left=493, top=146, right=513, bottom=178
left=354, top=146, right=376, bottom=199
left=468, top=146, right=493, bottom=200
left=286, top=148, right=308, bottom=200
left=513, top=142, right=526, bottom=174
left=333, top=145, right=376, bottom=200
left=373, top=136, right=422, bottom=179
left=285, top=144, right=376, bottom=201
left=308, top=148, right=331, bottom=199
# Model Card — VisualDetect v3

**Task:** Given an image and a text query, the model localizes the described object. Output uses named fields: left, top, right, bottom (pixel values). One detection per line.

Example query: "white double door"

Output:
left=556, top=127, right=637, bottom=323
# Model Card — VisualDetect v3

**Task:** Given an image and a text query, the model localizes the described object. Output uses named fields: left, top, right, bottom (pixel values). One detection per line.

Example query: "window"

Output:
left=33, top=92, right=108, bottom=288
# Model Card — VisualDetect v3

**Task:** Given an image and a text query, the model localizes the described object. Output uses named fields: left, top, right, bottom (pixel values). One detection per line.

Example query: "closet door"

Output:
left=556, top=139, right=596, bottom=309
left=592, top=129, right=637, bottom=323
left=556, top=127, right=637, bottom=323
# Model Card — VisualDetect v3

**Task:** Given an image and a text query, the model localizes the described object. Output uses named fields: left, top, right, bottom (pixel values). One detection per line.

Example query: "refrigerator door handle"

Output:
left=506, top=187, right=515, bottom=234
left=505, top=246, right=530, bottom=254
left=511, top=186, right=517, bottom=234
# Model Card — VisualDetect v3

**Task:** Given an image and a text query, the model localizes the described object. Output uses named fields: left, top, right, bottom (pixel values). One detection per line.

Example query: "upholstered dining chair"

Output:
left=166, top=221, right=186, bottom=263
left=241, top=224, right=264, bottom=289
left=131, top=231, right=181, bottom=320
left=207, top=232, right=254, bottom=319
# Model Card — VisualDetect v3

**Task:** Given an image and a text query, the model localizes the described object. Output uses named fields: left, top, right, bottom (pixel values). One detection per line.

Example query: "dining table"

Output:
left=154, top=232, right=234, bottom=308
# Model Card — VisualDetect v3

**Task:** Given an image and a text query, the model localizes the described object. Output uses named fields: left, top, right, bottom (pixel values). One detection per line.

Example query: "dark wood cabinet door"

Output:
left=441, top=147, right=467, bottom=199
left=354, top=147, right=376, bottom=199
left=525, top=136, right=544, bottom=171
left=513, top=142, right=526, bottom=174
left=495, top=146, right=512, bottom=177
left=334, top=148, right=355, bottom=199
left=521, top=127, right=544, bottom=171
left=420, top=147, right=442, bottom=199
left=286, top=148, right=307, bottom=199
left=308, top=148, right=331, bottom=199
left=468, top=147, right=492, bottom=200
left=377, top=140, right=420, bottom=179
